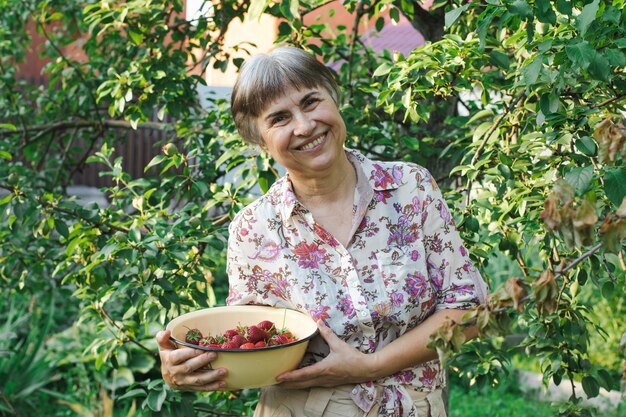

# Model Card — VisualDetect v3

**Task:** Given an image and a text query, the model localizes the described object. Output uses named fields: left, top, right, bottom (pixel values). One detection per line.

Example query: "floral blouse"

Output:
left=226, top=149, right=487, bottom=416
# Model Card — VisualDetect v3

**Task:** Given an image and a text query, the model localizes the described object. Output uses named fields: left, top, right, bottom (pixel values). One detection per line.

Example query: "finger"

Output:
left=316, top=320, right=342, bottom=347
left=169, top=347, right=214, bottom=367
left=156, top=329, right=176, bottom=351
left=276, top=362, right=323, bottom=383
left=171, top=368, right=229, bottom=391
left=171, top=351, right=218, bottom=372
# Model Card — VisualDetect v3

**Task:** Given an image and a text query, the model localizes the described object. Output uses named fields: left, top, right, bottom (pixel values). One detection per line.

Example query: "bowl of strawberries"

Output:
left=166, top=305, right=319, bottom=389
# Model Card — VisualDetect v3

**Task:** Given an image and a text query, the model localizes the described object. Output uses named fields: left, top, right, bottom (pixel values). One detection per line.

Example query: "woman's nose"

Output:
left=293, top=113, right=315, bottom=137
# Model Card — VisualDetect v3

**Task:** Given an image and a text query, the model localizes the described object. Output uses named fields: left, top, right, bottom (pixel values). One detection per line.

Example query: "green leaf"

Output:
left=534, top=0, right=556, bottom=24
left=373, top=62, right=392, bottom=77
left=604, top=168, right=626, bottom=206
left=144, top=155, right=166, bottom=172
left=539, top=93, right=560, bottom=115
left=555, top=0, right=572, bottom=15
left=489, top=50, right=510, bottom=69
left=564, top=165, right=593, bottom=196
left=566, top=41, right=596, bottom=70
left=576, top=0, right=599, bottom=37
left=258, top=176, right=269, bottom=194
left=588, top=52, right=610, bottom=81
left=117, top=388, right=146, bottom=401
left=54, top=220, right=70, bottom=239
left=0, top=150, right=12, bottom=160
left=468, top=109, right=494, bottom=124
left=289, top=0, right=300, bottom=18
left=582, top=376, right=600, bottom=398
left=390, top=7, right=400, bottom=23
left=445, top=4, right=470, bottom=29
left=128, top=29, right=144, bottom=45
left=574, top=136, right=597, bottom=156
left=508, top=0, right=533, bottom=18
left=248, top=0, right=270, bottom=21
left=0, top=123, right=17, bottom=131
left=0, top=193, right=12, bottom=206
left=523, top=56, right=542, bottom=84
left=146, top=387, right=167, bottom=411
left=605, top=49, right=626, bottom=67
left=375, top=17, right=384, bottom=32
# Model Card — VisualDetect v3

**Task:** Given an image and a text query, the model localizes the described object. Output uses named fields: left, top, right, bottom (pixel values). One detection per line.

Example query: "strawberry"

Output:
left=239, top=342, right=256, bottom=349
left=257, top=320, right=275, bottom=332
left=184, top=327, right=203, bottom=345
left=221, top=340, right=239, bottom=349
left=254, top=341, right=267, bottom=348
left=230, top=335, right=247, bottom=347
left=246, top=325, right=268, bottom=344
left=223, top=328, right=239, bottom=339
left=270, top=334, right=295, bottom=345
left=277, top=329, right=294, bottom=339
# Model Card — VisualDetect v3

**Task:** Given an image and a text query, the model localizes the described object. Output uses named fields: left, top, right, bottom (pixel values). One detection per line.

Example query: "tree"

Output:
left=0, top=0, right=624, bottom=415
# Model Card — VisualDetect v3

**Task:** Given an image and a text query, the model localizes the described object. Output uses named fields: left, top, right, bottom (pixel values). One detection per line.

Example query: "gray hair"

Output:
left=230, top=46, right=340, bottom=146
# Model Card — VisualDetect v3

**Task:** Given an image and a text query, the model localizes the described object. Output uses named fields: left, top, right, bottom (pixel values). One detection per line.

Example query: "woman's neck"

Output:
left=289, top=153, right=356, bottom=208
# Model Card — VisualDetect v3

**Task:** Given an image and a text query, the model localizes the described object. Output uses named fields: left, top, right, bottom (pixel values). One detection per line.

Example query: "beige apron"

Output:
left=253, top=384, right=447, bottom=417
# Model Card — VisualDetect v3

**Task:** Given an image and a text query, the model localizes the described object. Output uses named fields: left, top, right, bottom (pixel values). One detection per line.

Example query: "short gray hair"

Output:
left=231, top=46, right=340, bottom=146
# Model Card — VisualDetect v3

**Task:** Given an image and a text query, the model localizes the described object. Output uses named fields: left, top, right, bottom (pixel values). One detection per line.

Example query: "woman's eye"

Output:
left=271, top=115, right=288, bottom=125
left=304, top=97, right=320, bottom=108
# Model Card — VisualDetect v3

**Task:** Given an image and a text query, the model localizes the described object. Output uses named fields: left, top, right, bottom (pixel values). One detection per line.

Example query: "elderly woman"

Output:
left=157, top=46, right=488, bottom=417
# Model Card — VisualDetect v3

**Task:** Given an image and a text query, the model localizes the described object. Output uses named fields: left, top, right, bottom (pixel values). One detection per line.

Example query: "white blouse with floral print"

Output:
left=226, top=149, right=488, bottom=416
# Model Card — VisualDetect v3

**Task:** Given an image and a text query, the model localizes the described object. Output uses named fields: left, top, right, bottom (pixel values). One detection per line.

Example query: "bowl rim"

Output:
left=168, top=305, right=320, bottom=352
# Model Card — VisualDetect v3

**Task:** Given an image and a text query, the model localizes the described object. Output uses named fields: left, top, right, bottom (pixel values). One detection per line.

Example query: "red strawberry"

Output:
left=230, top=335, right=247, bottom=347
left=278, top=329, right=294, bottom=339
left=239, top=342, right=256, bottom=349
left=257, top=320, right=275, bottom=332
left=247, top=325, right=268, bottom=344
left=254, top=341, right=267, bottom=348
left=221, top=340, right=239, bottom=349
left=223, top=329, right=239, bottom=339
left=272, top=334, right=295, bottom=345
left=185, top=328, right=203, bottom=345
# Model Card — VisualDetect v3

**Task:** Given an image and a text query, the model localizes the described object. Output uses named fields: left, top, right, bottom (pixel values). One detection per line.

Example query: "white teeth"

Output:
left=300, top=134, right=325, bottom=151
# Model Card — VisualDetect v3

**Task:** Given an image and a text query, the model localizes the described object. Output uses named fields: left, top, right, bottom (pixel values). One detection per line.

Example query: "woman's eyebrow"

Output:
left=263, top=91, right=320, bottom=122
left=264, top=109, right=288, bottom=123
left=299, top=91, right=319, bottom=105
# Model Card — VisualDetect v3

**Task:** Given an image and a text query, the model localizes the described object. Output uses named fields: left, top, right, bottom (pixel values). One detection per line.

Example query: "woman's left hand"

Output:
left=275, top=320, right=375, bottom=389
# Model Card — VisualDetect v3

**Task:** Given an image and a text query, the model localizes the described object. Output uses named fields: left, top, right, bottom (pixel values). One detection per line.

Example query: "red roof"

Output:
left=362, top=14, right=425, bottom=57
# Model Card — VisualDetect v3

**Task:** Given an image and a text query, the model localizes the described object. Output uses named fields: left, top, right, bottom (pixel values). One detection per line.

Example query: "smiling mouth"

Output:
left=298, top=134, right=326, bottom=151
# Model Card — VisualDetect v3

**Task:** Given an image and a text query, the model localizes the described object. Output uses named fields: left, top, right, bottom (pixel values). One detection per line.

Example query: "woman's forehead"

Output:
left=260, top=86, right=322, bottom=114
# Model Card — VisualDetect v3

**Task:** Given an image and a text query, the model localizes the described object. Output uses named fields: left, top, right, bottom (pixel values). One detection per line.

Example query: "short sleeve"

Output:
left=225, top=210, right=292, bottom=308
left=225, top=217, right=261, bottom=306
left=420, top=174, right=488, bottom=310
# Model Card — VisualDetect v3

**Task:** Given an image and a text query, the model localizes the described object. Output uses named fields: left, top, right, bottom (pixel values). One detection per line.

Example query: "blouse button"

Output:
left=359, top=311, right=368, bottom=317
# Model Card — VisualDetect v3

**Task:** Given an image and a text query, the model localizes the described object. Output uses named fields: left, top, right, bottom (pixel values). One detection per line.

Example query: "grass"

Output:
left=449, top=379, right=555, bottom=417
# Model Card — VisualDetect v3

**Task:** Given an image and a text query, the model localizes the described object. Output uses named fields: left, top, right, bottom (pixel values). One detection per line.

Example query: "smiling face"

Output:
left=256, top=86, right=347, bottom=180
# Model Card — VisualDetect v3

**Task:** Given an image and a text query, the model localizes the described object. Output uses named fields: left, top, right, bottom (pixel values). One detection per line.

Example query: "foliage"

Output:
left=0, top=0, right=625, bottom=415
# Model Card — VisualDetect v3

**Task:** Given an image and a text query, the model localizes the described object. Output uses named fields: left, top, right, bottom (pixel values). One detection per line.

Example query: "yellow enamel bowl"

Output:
left=166, top=305, right=319, bottom=390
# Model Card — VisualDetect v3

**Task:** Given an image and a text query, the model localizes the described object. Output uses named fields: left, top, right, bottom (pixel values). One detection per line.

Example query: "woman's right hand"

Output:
left=156, top=329, right=228, bottom=391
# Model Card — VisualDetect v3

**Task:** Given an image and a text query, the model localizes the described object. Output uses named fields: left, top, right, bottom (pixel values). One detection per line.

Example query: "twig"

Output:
left=301, top=0, right=337, bottom=17
left=464, top=93, right=525, bottom=206
left=589, top=94, right=625, bottom=109
left=99, top=304, right=155, bottom=356
left=37, top=20, right=104, bottom=128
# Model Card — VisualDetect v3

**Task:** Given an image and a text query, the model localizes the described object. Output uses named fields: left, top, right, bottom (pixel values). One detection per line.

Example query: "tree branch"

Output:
left=37, top=19, right=104, bottom=129
left=0, top=119, right=173, bottom=142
